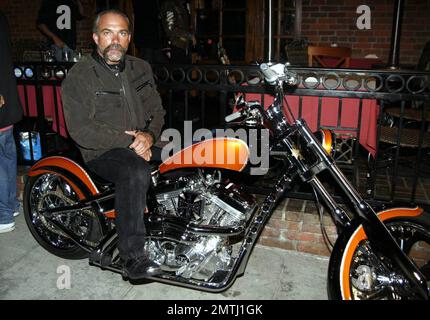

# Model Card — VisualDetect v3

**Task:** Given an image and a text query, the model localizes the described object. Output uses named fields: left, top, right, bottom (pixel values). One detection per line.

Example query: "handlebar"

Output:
left=225, top=110, right=244, bottom=123
left=225, top=61, right=296, bottom=125
left=259, top=62, right=297, bottom=86
left=260, top=63, right=279, bottom=85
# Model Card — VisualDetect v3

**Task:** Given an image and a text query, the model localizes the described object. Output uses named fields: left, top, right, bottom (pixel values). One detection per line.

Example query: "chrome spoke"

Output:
left=28, top=173, right=98, bottom=250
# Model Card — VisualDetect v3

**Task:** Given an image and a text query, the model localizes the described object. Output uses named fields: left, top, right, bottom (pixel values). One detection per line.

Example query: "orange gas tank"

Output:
left=158, top=137, right=249, bottom=174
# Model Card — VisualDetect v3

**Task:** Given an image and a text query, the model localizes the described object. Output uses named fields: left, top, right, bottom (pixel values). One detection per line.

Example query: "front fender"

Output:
left=328, top=206, right=426, bottom=299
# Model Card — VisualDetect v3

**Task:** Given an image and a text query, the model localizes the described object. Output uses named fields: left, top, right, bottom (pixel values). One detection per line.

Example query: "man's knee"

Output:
left=124, top=155, right=151, bottom=186
left=134, top=159, right=151, bottom=186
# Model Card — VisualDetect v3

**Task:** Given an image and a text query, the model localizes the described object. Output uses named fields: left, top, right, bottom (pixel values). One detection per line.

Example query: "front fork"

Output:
left=294, top=119, right=429, bottom=299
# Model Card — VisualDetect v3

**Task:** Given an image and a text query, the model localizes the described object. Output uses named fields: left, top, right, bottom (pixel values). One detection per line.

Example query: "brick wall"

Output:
left=2, top=0, right=429, bottom=65
left=258, top=198, right=337, bottom=256
left=0, top=0, right=95, bottom=59
left=302, top=0, right=430, bottom=66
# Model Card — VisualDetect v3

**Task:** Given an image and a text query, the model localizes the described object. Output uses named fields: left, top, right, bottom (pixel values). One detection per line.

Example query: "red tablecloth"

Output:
left=18, top=84, right=68, bottom=138
left=241, top=93, right=379, bottom=156
left=18, top=83, right=379, bottom=156
left=320, top=57, right=383, bottom=69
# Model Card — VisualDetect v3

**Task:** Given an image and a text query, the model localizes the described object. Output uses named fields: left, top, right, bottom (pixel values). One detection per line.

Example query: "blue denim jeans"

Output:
left=0, top=127, right=19, bottom=224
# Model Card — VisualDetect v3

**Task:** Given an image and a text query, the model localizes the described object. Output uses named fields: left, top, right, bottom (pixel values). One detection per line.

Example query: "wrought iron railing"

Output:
left=13, top=61, right=430, bottom=208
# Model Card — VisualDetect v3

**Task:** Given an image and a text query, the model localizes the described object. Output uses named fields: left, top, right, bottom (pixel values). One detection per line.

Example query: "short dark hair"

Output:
left=92, top=9, right=131, bottom=33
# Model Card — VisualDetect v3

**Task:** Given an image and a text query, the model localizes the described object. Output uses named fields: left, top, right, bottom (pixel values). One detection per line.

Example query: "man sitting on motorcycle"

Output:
left=61, top=9, right=166, bottom=279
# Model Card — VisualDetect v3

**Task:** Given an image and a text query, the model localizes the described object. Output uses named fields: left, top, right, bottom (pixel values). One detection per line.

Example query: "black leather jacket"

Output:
left=61, top=53, right=166, bottom=162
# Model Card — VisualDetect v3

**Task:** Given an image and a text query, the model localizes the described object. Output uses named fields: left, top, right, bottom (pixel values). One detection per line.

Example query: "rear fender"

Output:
left=28, top=156, right=99, bottom=200
left=26, top=156, right=118, bottom=241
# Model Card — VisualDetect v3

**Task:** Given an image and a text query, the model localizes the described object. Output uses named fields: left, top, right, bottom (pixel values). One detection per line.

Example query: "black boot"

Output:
left=123, top=255, right=162, bottom=280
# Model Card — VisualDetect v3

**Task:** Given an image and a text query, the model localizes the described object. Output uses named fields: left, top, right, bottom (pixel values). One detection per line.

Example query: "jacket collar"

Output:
left=91, top=50, right=126, bottom=74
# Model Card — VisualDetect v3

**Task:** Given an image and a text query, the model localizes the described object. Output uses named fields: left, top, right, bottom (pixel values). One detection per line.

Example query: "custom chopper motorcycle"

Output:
left=23, top=62, right=430, bottom=300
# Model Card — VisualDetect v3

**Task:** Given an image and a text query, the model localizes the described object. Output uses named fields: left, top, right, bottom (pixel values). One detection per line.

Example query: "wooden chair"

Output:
left=307, top=46, right=351, bottom=68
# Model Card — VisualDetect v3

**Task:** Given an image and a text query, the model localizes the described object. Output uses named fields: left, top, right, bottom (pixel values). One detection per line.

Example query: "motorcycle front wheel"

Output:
left=328, top=209, right=430, bottom=300
left=24, top=172, right=103, bottom=259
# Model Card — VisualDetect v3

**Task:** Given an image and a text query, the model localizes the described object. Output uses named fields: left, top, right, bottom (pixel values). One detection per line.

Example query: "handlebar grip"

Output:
left=225, top=110, right=243, bottom=122
left=260, top=63, right=278, bottom=84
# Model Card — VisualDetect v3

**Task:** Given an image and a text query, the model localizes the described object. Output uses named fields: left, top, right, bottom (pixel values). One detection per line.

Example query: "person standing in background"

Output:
left=160, top=0, right=196, bottom=64
left=36, top=0, right=85, bottom=62
left=0, top=10, right=23, bottom=233
left=132, top=0, right=168, bottom=64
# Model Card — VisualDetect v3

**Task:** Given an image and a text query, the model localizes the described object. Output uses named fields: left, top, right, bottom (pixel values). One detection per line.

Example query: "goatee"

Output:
left=103, top=43, right=127, bottom=62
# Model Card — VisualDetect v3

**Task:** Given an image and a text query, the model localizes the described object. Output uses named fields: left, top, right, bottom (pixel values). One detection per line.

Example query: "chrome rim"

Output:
left=348, top=221, right=430, bottom=299
left=28, top=173, right=99, bottom=250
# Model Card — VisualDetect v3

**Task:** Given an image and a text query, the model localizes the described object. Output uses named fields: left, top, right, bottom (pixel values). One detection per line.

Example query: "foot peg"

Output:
left=89, top=250, right=113, bottom=267
left=89, top=228, right=118, bottom=267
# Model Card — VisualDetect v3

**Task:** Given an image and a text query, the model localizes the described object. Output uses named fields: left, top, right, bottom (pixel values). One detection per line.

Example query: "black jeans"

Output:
left=87, top=148, right=153, bottom=261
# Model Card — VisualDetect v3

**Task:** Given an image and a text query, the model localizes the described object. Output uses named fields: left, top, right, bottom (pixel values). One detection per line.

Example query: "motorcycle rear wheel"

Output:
left=24, top=172, right=103, bottom=259
left=328, top=210, right=430, bottom=300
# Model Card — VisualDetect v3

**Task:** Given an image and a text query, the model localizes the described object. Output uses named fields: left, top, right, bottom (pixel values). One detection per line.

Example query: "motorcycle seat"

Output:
left=84, top=166, right=115, bottom=189
left=76, top=159, right=115, bottom=189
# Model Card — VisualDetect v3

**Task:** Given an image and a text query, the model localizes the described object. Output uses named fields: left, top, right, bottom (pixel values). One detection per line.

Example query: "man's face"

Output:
left=93, top=13, right=131, bottom=64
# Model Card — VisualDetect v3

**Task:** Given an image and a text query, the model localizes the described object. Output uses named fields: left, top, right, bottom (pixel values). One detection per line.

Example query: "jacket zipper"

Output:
left=95, top=90, right=121, bottom=96
left=119, top=73, right=135, bottom=129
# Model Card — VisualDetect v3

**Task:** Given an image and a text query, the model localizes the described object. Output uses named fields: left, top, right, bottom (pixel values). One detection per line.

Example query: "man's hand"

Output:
left=142, top=148, right=152, bottom=162
left=125, top=130, right=153, bottom=160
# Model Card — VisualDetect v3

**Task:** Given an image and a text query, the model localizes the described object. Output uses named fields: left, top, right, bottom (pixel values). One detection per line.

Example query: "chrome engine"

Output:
left=147, top=171, right=257, bottom=281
